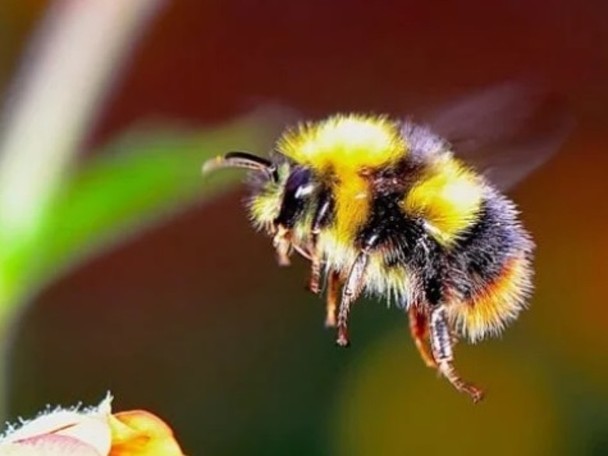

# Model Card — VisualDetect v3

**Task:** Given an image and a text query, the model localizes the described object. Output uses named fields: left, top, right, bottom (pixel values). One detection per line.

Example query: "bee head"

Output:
left=202, top=151, right=316, bottom=239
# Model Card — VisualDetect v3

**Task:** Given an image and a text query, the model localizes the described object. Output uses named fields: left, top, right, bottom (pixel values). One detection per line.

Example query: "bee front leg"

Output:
left=272, top=225, right=293, bottom=266
left=429, top=304, right=485, bottom=403
left=336, top=252, right=368, bottom=347
left=307, top=232, right=323, bottom=294
left=307, top=189, right=333, bottom=294
left=407, top=306, right=437, bottom=368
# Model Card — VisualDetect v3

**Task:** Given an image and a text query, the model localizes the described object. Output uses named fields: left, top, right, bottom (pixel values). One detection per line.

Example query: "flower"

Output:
left=0, top=394, right=185, bottom=455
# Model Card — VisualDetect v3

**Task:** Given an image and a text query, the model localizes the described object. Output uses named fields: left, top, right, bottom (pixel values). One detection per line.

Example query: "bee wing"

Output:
left=420, top=82, right=575, bottom=191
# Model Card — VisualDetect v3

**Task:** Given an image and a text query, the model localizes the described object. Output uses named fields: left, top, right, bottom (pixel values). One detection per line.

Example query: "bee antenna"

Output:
left=202, top=151, right=278, bottom=181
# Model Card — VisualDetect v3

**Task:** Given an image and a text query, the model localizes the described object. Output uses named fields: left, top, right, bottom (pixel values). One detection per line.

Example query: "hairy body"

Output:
left=205, top=113, right=536, bottom=402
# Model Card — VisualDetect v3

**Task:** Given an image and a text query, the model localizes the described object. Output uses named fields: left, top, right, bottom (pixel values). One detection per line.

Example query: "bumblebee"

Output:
left=202, top=86, right=569, bottom=402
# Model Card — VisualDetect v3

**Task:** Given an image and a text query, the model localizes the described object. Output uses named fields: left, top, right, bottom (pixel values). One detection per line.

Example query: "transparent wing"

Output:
left=418, top=82, right=575, bottom=191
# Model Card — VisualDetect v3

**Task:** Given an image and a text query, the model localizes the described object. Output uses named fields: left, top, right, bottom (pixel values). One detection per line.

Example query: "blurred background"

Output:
left=1, top=1, right=607, bottom=455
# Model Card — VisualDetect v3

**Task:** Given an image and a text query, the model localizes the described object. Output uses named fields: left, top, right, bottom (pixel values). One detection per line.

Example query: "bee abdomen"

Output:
left=451, top=193, right=533, bottom=292
left=446, top=192, right=534, bottom=341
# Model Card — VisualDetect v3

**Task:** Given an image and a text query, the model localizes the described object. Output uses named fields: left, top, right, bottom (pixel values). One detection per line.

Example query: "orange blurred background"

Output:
left=2, top=1, right=607, bottom=455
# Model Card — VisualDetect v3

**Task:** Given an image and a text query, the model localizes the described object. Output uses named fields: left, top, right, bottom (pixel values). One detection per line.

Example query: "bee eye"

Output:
left=275, top=167, right=314, bottom=228
left=285, top=167, right=312, bottom=193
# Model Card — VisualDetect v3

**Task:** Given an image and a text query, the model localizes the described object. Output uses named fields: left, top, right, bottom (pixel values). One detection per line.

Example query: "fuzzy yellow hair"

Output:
left=404, top=155, right=484, bottom=246
left=277, top=114, right=406, bottom=173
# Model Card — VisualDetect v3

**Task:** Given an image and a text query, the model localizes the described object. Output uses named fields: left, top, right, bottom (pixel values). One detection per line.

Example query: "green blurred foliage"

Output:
left=30, top=113, right=283, bottom=306
left=0, top=110, right=284, bottom=317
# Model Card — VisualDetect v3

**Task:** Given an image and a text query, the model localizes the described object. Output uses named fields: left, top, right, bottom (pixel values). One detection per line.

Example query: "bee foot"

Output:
left=324, top=315, right=336, bottom=328
left=463, top=384, right=485, bottom=403
left=336, top=326, right=350, bottom=347
left=307, top=281, right=320, bottom=295
left=276, top=254, right=291, bottom=267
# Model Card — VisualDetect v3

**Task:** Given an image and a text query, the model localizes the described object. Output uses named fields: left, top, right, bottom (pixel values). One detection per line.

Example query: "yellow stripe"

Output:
left=333, top=173, right=370, bottom=243
left=277, top=114, right=406, bottom=173
left=403, top=155, right=483, bottom=246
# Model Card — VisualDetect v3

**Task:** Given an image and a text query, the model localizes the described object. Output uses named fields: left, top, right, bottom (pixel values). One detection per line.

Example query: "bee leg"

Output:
left=308, top=257, right=322, bottom=294
left=307, top=189, right=333, bottom=293
left=272, top=225, right=292, bottom=266
left=336, top=252, right=368, bottom=347
left=325, top=270, right=341, bottom=327
left=429, top=305, right=485, bottom=403
left=407, top=307, right=437, bottom=368
left=307, top=234, right=323, bottom=294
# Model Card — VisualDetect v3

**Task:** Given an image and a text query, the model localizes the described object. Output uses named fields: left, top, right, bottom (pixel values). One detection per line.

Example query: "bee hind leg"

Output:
left=407, top=307, right=437, bottom=368
left=336, top=252, right=368, bottom=347
left=429, top=304, right=485, bottom=403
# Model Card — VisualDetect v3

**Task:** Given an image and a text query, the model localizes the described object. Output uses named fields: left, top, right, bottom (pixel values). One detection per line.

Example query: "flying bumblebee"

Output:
left=202, top=84, right=571, bottom=402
